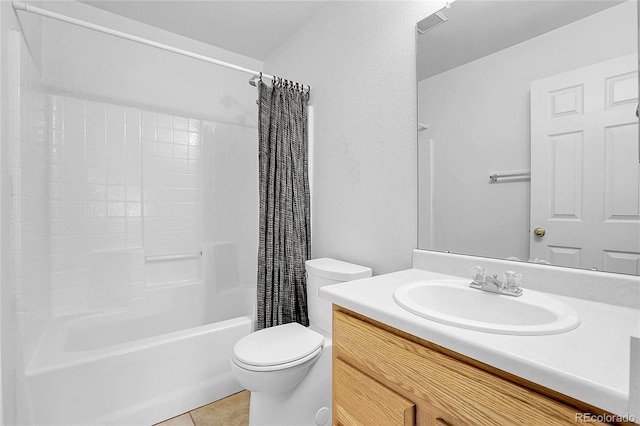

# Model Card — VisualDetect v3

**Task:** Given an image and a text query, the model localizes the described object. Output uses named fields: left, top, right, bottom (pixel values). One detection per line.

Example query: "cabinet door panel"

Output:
left=334, top=358, right=415, bottom=426
left=334, top=310, right=609, bottom=426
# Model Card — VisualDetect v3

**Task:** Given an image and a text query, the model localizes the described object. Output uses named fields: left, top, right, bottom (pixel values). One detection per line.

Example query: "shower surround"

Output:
left=46, top=94, right=258, bottom=316
left=4, top=1, right=265, bottom=423
left=13, top=90, right=258, bottom=425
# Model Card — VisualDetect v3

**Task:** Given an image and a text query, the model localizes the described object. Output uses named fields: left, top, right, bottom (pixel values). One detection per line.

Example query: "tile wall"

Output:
left=141, top=112, right=204, bottom=285
left=49, top=96, right=144, bottom=315
left=47, top=94, right=258, bottom=317
left=8, top=28, right=50, bottom=371
left=6, top=27, right=258, bottom=375
left=6, top=8, right=258, bottom=422
left=7, top=27, right=50, bottom=424
left=205, top=121, right=259, bottom=293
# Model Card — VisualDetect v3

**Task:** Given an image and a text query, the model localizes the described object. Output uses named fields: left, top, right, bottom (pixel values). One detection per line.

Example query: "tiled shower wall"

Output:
left=48, top=94, right=258, bottom=316
left=49, top=97, right=145, bottom=315
left=8, top=29, right=50, bottom=376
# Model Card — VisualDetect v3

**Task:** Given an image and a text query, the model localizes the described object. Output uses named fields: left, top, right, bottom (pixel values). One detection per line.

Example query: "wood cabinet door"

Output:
left=334, top=309, right=613, bottom=426
left=334, top=358, right=415, bottom=426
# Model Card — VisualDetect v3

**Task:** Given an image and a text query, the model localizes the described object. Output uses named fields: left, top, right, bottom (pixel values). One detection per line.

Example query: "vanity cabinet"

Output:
left=332, top=306, right=627, bottom=426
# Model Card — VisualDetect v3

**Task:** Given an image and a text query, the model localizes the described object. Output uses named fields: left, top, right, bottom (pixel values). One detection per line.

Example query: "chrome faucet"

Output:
left=469, top=267, right=523, bottom=297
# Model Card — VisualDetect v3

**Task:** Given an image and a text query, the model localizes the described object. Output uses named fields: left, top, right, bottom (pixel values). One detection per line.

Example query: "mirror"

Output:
left=417, top=0, right=639, bottom=275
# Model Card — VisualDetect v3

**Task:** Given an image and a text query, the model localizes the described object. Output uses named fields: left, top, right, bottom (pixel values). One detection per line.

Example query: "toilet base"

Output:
left=248, top=343, right=332, bottom=426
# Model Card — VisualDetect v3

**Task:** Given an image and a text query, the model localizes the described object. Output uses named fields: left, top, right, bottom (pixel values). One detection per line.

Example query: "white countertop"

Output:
left=320, top=268, right=640, bottom=418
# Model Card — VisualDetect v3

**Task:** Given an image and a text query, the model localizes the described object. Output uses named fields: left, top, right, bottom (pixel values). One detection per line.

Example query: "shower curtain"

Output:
left=256, top=79, right=311, bottom=330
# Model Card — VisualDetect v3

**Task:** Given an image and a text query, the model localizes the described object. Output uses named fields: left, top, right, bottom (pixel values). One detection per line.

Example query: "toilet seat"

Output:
left=232, top=322, right=324, bottom=372
left=233, top=346, right=322, bottom=372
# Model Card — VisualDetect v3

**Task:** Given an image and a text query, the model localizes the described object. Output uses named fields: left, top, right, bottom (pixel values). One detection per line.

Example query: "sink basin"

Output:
left=393, top=279, right=580, bottom=335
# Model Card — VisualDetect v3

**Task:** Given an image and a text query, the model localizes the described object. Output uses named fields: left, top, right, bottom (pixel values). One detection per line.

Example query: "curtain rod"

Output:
left=12, top=1, right=280, bottom=86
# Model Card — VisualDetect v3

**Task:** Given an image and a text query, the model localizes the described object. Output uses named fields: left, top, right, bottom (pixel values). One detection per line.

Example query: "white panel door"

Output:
left=530, top=54, right=640, bottom=274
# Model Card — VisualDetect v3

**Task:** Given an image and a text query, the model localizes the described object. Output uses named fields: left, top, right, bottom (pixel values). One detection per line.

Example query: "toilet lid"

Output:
left=233, top=322, right=324, bottom=368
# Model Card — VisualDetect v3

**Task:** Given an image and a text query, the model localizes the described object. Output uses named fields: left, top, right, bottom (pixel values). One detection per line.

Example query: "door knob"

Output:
left=533, top=227, right=546, bottom=237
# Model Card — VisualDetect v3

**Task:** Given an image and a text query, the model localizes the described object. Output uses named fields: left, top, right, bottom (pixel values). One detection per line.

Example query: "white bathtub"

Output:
left=21, top=281, right=254, bottom=425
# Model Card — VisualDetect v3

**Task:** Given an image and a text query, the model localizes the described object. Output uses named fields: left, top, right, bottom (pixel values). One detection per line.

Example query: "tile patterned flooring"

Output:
left=154, top=391, right=250, bottom=426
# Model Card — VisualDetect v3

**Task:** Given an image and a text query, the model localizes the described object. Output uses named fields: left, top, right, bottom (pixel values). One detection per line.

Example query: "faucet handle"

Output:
left=502, top=271, right=522, bottom=289
left=471, top=266, right=487, bottom=281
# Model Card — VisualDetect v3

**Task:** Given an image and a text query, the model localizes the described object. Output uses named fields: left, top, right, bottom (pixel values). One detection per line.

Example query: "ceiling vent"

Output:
left=416, top=10, right=449, bottom=34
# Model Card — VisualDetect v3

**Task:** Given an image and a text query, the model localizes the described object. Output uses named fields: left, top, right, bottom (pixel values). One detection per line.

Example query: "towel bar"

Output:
left=489, top=170, right=530, bottom=182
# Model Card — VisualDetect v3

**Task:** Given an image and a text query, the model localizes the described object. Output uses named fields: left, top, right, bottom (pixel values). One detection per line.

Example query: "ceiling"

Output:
left=74, top=1, right=628, bottom=78
left=79, top=0, right=332, bottom=61
left=417, top=0, right=626, bottom=81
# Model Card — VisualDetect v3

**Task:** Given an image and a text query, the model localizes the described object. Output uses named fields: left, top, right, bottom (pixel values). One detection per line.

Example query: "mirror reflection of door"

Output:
left=530, top=54, right=639, bottom=274
left=417, top=0, right=639, bottom=275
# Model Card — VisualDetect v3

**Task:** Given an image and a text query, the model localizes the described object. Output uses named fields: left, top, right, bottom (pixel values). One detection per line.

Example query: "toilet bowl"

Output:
left=231, top=258, right=372, bottom=426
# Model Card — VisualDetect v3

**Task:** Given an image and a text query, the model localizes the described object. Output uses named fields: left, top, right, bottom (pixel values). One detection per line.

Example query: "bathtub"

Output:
left=21, top=281, right=254, bottom=425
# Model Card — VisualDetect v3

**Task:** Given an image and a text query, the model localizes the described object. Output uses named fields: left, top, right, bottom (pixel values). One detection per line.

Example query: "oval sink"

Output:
left=393, top=279, right=580, bottom=335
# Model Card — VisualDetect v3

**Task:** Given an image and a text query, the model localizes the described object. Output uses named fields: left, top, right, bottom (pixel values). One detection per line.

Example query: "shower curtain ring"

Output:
left=259, top=72, right=262, bottom=82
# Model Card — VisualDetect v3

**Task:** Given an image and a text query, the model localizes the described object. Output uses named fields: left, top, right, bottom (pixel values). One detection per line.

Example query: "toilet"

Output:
left=231, top=258, right=372, bottom=426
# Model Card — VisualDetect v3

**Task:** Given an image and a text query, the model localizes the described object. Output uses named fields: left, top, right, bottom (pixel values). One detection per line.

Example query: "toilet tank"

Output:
left=305, top=258, right=372, bottom=333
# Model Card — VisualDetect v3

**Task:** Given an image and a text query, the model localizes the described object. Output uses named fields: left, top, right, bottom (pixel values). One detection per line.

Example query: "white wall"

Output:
left=264, top=1, right=444, bottom=275
left=41, top=1, right=261, bottom=127
left=418, top=1, right=637, bottom=261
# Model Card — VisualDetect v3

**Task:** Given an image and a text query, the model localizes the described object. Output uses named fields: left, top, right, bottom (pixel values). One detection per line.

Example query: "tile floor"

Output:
left=154, top=391, right=250, bottom=426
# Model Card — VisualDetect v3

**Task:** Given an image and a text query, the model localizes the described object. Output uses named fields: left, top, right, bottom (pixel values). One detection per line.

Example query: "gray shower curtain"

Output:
left=256, top=79, right=311, bottom=330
